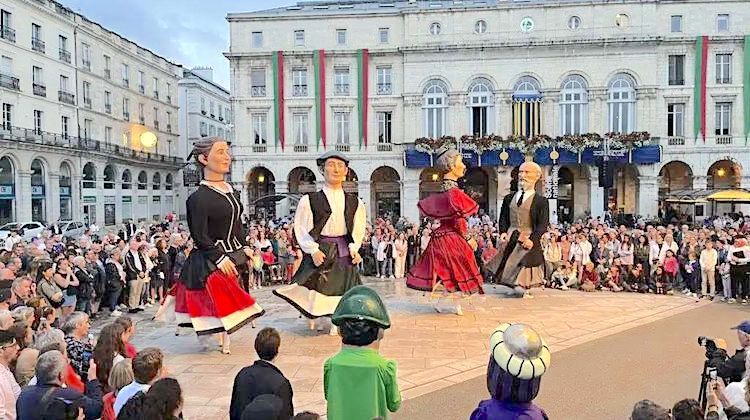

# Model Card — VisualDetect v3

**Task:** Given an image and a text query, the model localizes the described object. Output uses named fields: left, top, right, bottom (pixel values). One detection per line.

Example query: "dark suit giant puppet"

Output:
left=493, top=161, right=549, bottom=298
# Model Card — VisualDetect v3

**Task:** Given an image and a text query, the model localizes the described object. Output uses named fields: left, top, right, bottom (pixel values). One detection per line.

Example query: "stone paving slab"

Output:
left=123, top=278, right=709, bottom=419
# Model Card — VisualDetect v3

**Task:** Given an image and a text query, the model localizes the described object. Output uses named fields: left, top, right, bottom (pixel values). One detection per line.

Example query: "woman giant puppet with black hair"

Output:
left=155, top=137, right=264, bottom=354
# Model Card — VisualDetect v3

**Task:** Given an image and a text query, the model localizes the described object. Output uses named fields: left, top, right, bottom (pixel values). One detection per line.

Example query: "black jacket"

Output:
left=710, top=347, right=747, bottom=384
left=16, top=380, right=103, bottom=420
left=124, top=251, right=147, bottom=282
left=229, top=360, right=293, bottom=420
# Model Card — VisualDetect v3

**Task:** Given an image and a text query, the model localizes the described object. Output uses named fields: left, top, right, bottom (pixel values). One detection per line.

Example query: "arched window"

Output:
left=513, top=76, right=541, bottom=97
left=82, top=163, right=96, bottom=188
left=468, top=78, right=494, bottom=136
left=137, top=171, right=147, bottom=190
left=152, top=172, right=161, bottom=190
left=104, top=165, right=116, bottom=190
left=121, top=169, right=132, bottom=190
left=512, top=76, right=542, bottom=137
left=608, top=73, right=636, bottom=133
left=423, top=80, right=448, bottom=138
left=560, top=75, right=588, bottom=135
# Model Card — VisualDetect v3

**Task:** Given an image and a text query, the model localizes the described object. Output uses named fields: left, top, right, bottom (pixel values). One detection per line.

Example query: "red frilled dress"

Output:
left=406, top=187, right=484, bottom=294
left=155, top=183, right=264, bottom=336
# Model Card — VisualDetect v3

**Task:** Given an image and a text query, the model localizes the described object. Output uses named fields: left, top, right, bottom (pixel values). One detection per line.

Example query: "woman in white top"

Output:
left=393, top=232, right=408, bottom=279
left=254, top=230, right=272, bottom=252
left=376, top=234, right=393, bottom=278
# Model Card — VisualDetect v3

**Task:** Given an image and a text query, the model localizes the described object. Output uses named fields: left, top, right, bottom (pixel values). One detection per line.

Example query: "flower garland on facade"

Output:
left=414, top=136, right=457, bottom=153
left=458, top=134, right=505, bottom=154
left=505, top=134, right=553, bottom=155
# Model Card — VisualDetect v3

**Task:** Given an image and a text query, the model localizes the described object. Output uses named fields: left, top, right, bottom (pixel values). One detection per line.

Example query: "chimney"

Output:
left=191, top=67, right=214, bottom=82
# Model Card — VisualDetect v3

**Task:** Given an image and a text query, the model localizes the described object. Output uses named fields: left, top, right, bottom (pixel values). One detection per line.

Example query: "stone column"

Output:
left=637, top=175, right=659, bottom=219
left=17, top=170, right=32, bottom=222
left=71, top=175, right=82, bottom=222
left=402, top=179, right=420, bottom=225
left=274, top=181, right=289, bottom=217
left=48, top=173, right=61, bottom=223
left=96, top=175, right=105, bottom=226
left=693, top=175, right=708, bottom=190
left=589, top=167, right=604, bottom=218
left=358, top=181, right=372, bottom=221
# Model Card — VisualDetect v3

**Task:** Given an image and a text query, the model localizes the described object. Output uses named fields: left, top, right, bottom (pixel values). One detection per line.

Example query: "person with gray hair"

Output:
left=16, top=349, right=103, bottom=420
left=72, top=255, right=95, bottom=314
left=405, top=147, right=484, bottom=315
left=62, top=312, right=94, bottom=379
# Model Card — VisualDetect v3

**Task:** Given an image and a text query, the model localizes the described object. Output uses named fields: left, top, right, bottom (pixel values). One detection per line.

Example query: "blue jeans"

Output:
left=380, top=259, right=393, bottom=277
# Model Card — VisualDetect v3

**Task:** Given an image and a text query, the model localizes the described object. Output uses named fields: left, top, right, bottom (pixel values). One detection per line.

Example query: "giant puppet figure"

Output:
left=405, top=147, right=484, bottom=315
left=274, top=151, right=366, bottom=335
left=493, top=161, right=549, bottom=297
left=156, top=137, right=264, bottom=355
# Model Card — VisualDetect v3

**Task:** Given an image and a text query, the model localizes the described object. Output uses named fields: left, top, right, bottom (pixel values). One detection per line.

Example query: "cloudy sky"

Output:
left=62, top=0, right=293, bottom=88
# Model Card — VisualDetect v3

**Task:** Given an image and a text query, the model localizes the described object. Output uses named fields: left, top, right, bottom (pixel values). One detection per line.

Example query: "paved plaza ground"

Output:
left=124, top=278, right=713, bottom=419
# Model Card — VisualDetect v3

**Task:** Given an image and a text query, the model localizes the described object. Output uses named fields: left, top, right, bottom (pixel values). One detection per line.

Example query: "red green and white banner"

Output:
left=693, top=36, right=709, bottom=143
left=272, top=51, right=285, bottom=150
left=744, top=35, right=750, bottom=145
left=357, top=49, right=369, bottom=148
left=313, top=50, right=327, bottom=149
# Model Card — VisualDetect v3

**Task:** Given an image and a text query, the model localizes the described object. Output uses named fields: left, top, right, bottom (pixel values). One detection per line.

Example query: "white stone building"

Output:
left=0, top=0, right=183, bottom=227
left=227, top=0, right=750, bottom=225
left=177, top=67, right=232, bottom=205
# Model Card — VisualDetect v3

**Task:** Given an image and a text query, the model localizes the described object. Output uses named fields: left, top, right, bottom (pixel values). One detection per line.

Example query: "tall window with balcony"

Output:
left=334, top=111, right=350, bottom=148
left=560, top=75, right=588, bottom=135
left=377, top=66, right=392, bottom=95
left=668, top=55, right=684, bottom=85
left=468, top=78, right=494, bottom=137
left=153, top=107, right=159, bottom=130
left=153, top=77, right=159, bottom=99
left=82, top=82, right=91, bottom=108
left=138, top=71, right=145, bottom=94
left=1, top=10, right=14, bottom=43
left=252, top=114, right=267, bottom=145
left=138, top=103, right=145, bottom=123
left=716, top=53, right=732, bottom=84
left=122, top=97, right=130, bottom=120
left=83, top=119, right=92, bottom=140
left=670, top=15, right=682, bottom=33
left=58, top=35, right=70, bottom=63
left=209, top=101, right=215, bottom=118
left=59, top=75, right=74, bottom=104
left=166, top=82, right=171, bottom=103
left=105, top=126, right=112, bottom=144
left=607, top=74, right=636, bottom=133
left=33, top=110, right=42, bottom=134
left=103, top=55, right=111, bottom=79
left=0, top=56, right=18, bottom=91
left=1, top=103, right=10, bottom=130
left=81, top=42, right=91, bottom=71
left=252, top=31, right=263, bottom=48
left=715, top=102, right=732, bottom=144
left=209, top=125, right=216, bottom=136
left=104, top=91, right=111, bottom=114
left=667, top=103, right=684, bottom=144
left=334, top=67, right=349, bottom=96
left=293, top=68, right=307, bottom=96
left=61, top=115, right=68, bottom=138
left=166, top=111, right=172, bottom=132
left=423, top=80, right=447, bottom=138
left=199, top=121, right=207, bottom=137
left=294, top=30, right=304, bottom=47
left=121, top=63, right=129, bottom=87
left=32, top=66, right=45, bottom=97
left=336, top=29, right=346, bottom=45
left=200, top=97, right=206, bottom=114
left=379, top=28, right=389, bottom=44
left=293, top=113, right=308, bottom=151
left=377, top=111, right=392, bottom=150
left=225, top=107, right=231, bottom=123
left=31, top=24, right=44, bottom=53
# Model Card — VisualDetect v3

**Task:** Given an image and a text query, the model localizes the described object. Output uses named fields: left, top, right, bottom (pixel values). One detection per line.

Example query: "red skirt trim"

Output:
left=406, top=229, right=484, bottom=295
left=162, top=270, right=264, bottom=335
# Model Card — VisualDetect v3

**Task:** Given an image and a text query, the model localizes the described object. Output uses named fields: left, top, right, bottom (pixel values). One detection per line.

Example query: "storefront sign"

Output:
left=59, top=186, right=71, bottom=197
left=0, top=185, right=14, bottom=198
left=122, top=196, right=132, bottom=203
left=83, top=196, right=96, bottom=204
left=104, top=196, right=115, bottom=204
left=31, top=185, right=44, bottom=197
left=152, top=196, right=161, bottom=203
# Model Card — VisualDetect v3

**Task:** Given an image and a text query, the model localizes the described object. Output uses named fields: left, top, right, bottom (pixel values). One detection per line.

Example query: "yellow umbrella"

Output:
left=706, top=189, right=750, bottom=202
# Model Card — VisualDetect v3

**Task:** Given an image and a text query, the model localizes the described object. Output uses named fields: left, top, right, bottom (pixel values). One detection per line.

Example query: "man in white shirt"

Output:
left=0, top=330, right=20, bottom=420
left=274, top=151, right=366, bottom=334
left=114, top=348, right=165, bottom=416
left=700, top=240, right=719, bottom=298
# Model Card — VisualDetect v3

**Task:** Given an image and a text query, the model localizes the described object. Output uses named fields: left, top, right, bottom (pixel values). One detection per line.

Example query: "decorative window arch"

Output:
left=467, top=78, right=494, bottom=136
left=422, top=79, right=448, bottom=138
left=512, top=76, right=543, bottom=137
left=608, top=73, right=636, bottom=133
left=513, top=76, right=541, bottom=97
left=560, top=75, right=589, bottom=135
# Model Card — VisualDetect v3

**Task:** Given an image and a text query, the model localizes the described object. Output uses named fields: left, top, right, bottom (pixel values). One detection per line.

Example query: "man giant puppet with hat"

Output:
left=274, top=151, right=366, bottom=335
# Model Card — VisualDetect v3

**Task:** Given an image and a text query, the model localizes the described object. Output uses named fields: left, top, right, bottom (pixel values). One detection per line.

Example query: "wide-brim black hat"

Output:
left=316, top=150, right=350, bottom=167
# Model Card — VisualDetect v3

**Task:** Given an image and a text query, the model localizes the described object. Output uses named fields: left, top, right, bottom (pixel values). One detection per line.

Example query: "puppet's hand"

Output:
left=351, top=251, right=362, bottom=265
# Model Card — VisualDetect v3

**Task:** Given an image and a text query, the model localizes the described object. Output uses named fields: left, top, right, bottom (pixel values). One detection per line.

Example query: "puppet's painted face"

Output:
left=447, top=154, right=466, bottom=179
left=323, top=158, right=348, bottom=186
left=518, top=162, right=541, bottom=191
left=199, top=141, right=232, bottom=175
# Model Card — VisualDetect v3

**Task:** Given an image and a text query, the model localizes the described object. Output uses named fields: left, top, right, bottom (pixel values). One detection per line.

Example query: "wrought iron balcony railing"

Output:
left=32, top=83, right=46, bottom=97
left=59, top=48, right=71, bottom=63
left=31, top=37, right=45, bottom=53
left=0, top=74, right=20, bottom=91
left=1, top=26, right=15, bottom=43
left=58, top=90, right=75, bottom=104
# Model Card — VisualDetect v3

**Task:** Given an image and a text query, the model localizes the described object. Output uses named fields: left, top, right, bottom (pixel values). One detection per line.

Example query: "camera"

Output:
left=698, top=336, right=718, bottom=352
left=708, top=367, right=717, bottom=380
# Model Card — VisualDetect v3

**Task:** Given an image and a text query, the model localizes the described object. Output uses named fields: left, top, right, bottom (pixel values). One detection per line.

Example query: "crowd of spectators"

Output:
left=0, top=207, right=747, bottom=418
